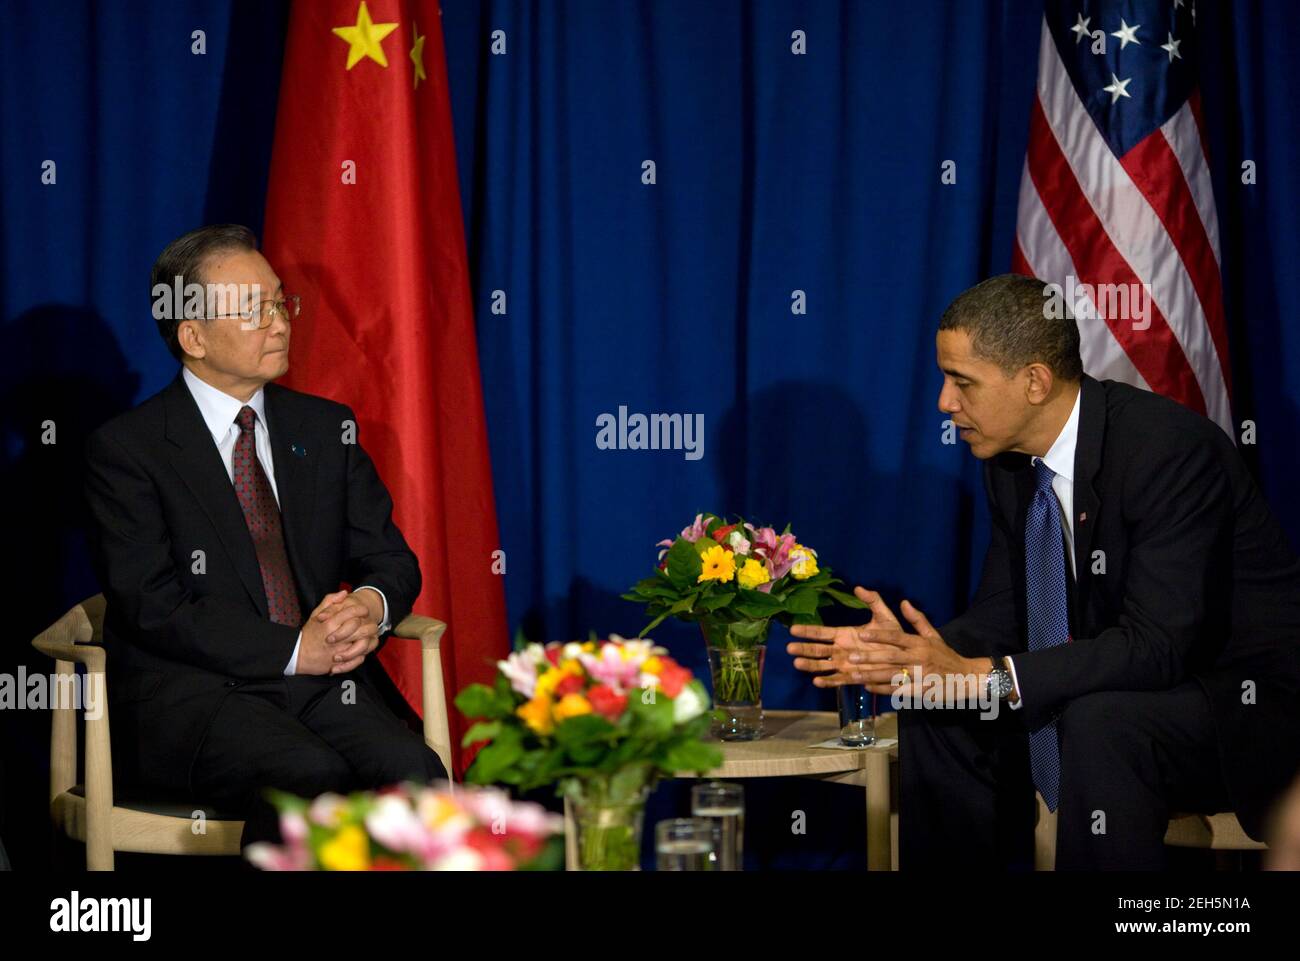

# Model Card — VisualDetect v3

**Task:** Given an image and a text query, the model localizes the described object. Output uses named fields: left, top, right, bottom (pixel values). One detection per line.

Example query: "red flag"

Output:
left=263, top=0, right=507, bottom=776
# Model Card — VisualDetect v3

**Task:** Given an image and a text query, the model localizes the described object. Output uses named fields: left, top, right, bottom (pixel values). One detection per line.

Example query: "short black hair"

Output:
left=150, top=224, right=258, bottom=362
left=938, top=274, right=1083, bottom=382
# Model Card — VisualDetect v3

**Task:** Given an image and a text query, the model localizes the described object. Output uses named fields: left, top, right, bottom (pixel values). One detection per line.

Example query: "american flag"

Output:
left=1014, top=0, right=1233, bottom=435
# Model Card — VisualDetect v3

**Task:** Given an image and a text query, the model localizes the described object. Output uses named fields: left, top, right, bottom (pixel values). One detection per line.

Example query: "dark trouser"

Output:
left=190, top=674, right=448, bottom=849
left=899, top=681, right=1232, bottom=870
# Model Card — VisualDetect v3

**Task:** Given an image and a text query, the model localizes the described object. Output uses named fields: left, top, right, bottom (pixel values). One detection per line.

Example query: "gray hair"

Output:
left=151, top=224, right=258, bottom=361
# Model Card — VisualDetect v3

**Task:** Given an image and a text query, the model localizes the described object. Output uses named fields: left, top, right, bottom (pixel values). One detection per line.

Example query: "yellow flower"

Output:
left=698, top=544, right=736, bottom=584
left=790, top=544, right=819, bottom=580
left=517, top=695, right=555, bottom=735
left=553, top=693, right=593, bottom=721
left=319, top=824, right=370, bottom=871
left=738, top=558, right=771, bottom=590
left=534, top=660, right=581, bottom=699
left=641, top=655, right=664, bottom=675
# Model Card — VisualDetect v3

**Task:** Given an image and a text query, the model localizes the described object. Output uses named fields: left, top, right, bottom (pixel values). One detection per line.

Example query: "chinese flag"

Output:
left=262, top=0, right=506, bottom=776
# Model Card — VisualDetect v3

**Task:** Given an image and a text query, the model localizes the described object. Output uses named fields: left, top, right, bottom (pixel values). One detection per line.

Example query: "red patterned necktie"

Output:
left=232, top=405, right=302, bottom=627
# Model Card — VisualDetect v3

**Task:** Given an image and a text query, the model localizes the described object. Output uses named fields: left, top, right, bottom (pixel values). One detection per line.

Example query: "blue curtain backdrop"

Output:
left=2, top=0, right=1298, bottom=869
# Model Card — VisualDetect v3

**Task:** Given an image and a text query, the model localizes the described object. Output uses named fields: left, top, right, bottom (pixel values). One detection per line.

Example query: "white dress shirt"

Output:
left=1004, top=386, right=1081, bottom=710
left=181, top=367, right=389, bottom=674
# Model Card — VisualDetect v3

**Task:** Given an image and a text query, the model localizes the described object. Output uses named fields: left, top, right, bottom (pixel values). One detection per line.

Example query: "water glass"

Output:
left=691, top=781, right=744, bottom=871
left=655, top=818, right=716, bottom=871
left=837, top=684, right=876, bottom=746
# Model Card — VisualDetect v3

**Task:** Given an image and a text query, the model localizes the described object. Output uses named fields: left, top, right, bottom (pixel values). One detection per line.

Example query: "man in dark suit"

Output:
left=787, top=274, right=1300, bottom=869
left=84, top=224, right=447, bottom=847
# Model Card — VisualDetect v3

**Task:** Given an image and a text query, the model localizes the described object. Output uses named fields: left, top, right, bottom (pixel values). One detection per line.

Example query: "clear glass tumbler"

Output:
left=690, top=781, right=744, bottom=871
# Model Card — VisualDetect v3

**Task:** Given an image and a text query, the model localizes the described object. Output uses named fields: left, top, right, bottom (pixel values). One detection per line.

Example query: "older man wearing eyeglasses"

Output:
left=83, top=225, right=446, bottom=850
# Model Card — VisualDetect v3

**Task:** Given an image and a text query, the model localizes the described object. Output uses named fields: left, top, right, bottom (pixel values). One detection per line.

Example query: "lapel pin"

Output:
left=290, top=443, right=307, bottom=457
left=1079, top=512, right=1087, bottom=523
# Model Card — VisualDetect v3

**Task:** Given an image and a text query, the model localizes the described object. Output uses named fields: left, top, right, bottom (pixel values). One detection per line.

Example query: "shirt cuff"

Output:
left=285, top=631, right=302, bottom=676
left=1005, top=655, right=1023, bottom=710
left=354, top=585, right=391, bottom=634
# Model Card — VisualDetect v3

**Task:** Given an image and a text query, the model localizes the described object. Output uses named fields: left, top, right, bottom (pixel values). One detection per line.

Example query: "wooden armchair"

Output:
left=30, top=593, right=451, bottom=870
left=1032, top=792, right=1265, bottom=870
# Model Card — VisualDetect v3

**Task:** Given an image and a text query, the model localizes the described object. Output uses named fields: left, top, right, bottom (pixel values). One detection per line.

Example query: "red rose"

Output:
left=554, top=673, right=585, bottom=697
left=544, top=646, right=562, bottom=667
left=659, top=662, right=692, bottom=698
left=463, top=827, right=516, bottom=871
left=711, top=523, right=737, bottom=543
left=587, top=683, right=629, bottom=721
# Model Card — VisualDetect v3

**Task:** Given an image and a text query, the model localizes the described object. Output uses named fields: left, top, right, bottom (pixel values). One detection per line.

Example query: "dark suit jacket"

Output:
left=940, top=374, right=1300, bottom=839
left=83, top=372, right=421, bottom=792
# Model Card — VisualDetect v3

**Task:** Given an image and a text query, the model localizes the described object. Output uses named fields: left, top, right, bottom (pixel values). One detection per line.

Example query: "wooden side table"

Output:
left=564, top=709, right=899, bottom=870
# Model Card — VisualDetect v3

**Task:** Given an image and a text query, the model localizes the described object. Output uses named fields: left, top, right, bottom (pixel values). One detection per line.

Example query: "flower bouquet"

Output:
left=454, top=636, right=723, bottom=870
left=244, top=781, right=564, bottom=871
left=622, top=513, right=866, bottom=739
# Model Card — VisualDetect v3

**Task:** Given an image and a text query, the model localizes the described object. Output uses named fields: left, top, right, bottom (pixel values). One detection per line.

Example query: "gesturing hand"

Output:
left=787, top=587, right=983, bottom=698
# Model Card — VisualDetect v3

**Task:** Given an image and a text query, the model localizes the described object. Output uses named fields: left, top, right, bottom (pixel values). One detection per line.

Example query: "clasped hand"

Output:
left=298, top=589, right=383, bottom=675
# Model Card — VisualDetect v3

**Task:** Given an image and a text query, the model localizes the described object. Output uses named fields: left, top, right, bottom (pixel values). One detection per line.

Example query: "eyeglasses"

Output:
left=208, top=294, right=301, bottom=330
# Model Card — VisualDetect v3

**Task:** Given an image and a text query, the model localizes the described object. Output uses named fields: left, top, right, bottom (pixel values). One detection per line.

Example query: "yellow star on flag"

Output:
left=410, top=23, right=427, bottom=89
left=332, top=1, right=399, bottom=70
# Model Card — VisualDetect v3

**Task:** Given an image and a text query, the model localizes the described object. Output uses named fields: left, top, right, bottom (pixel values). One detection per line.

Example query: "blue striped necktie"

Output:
left=1025, top=459, right=1070, bottom=811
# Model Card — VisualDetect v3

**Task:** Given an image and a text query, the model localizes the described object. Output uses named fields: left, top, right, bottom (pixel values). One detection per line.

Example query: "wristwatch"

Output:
left=986, top=656, right=1014, bottom=701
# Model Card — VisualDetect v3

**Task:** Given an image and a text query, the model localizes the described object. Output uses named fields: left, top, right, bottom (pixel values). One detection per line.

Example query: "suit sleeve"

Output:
left=1012, top=438, right=1231, bottom=730
left=939, top=464, right=1019, bottom=659
left=341, top=405, right=421, bottom=644
left=83, top=426, right=299, bottom=679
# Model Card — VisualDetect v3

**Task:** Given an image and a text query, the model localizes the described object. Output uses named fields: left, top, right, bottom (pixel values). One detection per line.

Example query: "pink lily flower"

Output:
left=768, top=533, right=798, bottom=582
left=580, top=645, right=643, bottom=693
left=745, top=524, right=778, bottom=552
left=679, top=513, right=712, bottom=543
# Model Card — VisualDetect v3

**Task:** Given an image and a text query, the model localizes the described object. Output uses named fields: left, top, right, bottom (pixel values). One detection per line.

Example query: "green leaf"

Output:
left=460, top=720, right=502, bottom=747
left=639, top=610, right=672, bottom=637
left=669, top=594, right=698, bottom=616
left=455, top=683, right=507, bottom=720
left=662, top=739, right=725, bottom=773
left=609, top=762, right=655, bottom=801
left=825, top=587, right=869, bottom=608
left=785, top=587, right=821, bottom=615
left=554, top=713, right=617, bottom=747
left=665, top=538, right=704, bottom=590
left=626, top=685, right=675, bottom=735
left=631, top=575, right=679, bottom=597
left=700, top=592, right=736, bottom=612
left=466, top=728, right=524, bottom=783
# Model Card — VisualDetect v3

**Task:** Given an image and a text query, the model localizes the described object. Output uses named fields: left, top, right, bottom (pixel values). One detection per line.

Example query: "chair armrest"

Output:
left=391, top=614, right=453, bottom=779
left=32, top=603, right=103, bottom=670
left=393, top=614, right=446, bottom=651
left=30, top=604, right=113, bottom=854
left=31, top=638, right=106, bottom=672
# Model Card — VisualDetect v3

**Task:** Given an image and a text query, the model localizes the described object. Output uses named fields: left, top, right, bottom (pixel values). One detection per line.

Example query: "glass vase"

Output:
left=566, top=774, right=652, bottom=871
left=700, top=617, right=769, bottom=740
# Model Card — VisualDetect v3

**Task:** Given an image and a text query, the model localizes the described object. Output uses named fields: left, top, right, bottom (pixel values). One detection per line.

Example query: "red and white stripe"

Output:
left=1014, top=19, right=1233, bottom=436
